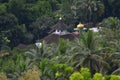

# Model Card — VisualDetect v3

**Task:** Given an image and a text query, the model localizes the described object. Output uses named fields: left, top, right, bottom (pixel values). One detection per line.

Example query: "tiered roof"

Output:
left=41, top=18, right=76, bottom=44
left=52, top=17, right=69, bottom=31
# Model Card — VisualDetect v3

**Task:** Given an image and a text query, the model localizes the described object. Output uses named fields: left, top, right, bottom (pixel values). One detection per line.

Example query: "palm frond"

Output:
left=112, top=68, right=120, bottom=75
left=25, top=49, right=37, bottom=57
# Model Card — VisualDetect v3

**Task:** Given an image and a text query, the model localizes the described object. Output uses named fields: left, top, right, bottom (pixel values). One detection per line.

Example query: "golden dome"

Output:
left=77, top=23, right=84, bottom=29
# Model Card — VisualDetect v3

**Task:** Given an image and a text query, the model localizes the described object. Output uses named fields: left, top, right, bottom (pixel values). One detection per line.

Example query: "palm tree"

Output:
left=67, top=30, right=110, bottom=75
left=25, top=41, right=53, bottom=62
left=103, top=43, right=120, bottom=75
left=77, top=0, right=104, bottom=22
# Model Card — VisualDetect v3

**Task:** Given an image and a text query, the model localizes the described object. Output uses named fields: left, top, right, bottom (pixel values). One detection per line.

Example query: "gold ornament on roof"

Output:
left=77, top=23, right=84, bottom=29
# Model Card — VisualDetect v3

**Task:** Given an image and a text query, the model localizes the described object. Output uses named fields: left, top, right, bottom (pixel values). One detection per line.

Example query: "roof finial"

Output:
left=59, top=17, right=62, bottom=20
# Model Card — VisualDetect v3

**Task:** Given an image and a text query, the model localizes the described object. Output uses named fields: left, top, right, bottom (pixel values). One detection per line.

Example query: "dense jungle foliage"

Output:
left=0, top=0, right=120, bottom=80
left=0, top=0, right=120, bottom=48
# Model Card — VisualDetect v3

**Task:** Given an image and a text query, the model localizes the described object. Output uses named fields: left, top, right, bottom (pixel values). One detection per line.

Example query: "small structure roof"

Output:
left=52, top=18, right=69, bottom=31
left=84, top=22, right=94, bottom=28
left=41, top=32, right=76, bottom=44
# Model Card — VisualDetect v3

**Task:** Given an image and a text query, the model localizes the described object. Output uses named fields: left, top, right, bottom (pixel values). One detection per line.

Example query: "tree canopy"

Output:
left=0, top=0, right=120, bottom=48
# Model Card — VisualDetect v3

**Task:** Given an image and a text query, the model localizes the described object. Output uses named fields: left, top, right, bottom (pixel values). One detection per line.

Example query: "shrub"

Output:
left=93, top=73, right=105, bottom=80
left=70, top=72, right=84, bottom=80
left=0, top=72, right=7, bottom=80
left=80, top=68, right=92, bottom=80
left=99, top=17, right=120, bottom=30
left=18, top=66, right=41, bottom=80
left=110, top=75, right=120, bottom=80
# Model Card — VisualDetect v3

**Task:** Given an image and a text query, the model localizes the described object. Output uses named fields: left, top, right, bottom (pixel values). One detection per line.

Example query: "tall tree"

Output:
left=30, top=16, right=54, bottom=40
left=0, top=0, right=9, bottom=3
left=76, top=0, right=104, bottom=22
left=7, top=0, right=25, bottom=24
left=103, top=0, right=120, bottom=18
left=67, top=30, right=110, bottom=74
left=0, top=12, right=23, bottom=48
left=56, top=0, right=104, bottom=29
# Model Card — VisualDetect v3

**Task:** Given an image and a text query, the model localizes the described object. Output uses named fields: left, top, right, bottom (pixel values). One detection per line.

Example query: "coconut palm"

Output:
left=25, top=41, right=53, bottom=62
left=77, top=0, right=104, bottom=22
left=67, top=30, right=110, bottom=75
left=104, top=41, right=120, bottom=75
left=104, top=51, right=120, bottom=75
